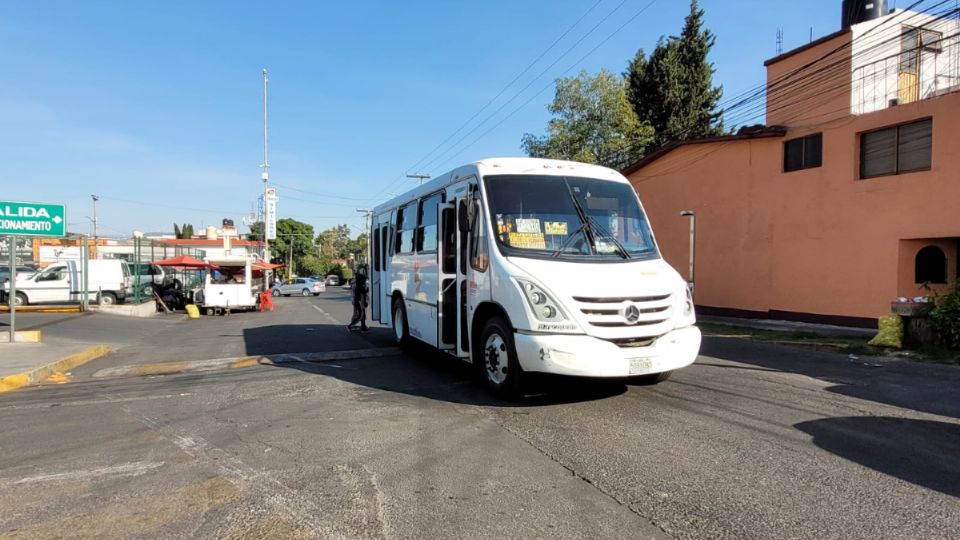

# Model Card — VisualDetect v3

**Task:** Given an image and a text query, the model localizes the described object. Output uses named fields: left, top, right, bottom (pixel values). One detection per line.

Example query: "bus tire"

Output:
left=629, top=370, right=673, bottom=385
left=478, top=316, right=524, bottom=400
left=392, top=298, right=411, bottom=347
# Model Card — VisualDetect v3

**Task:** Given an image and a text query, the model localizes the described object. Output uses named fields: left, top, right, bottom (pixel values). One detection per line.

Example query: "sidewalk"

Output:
left=698, top=315, right=876, bottom=338
left=0, top=312, right=169, bottom=392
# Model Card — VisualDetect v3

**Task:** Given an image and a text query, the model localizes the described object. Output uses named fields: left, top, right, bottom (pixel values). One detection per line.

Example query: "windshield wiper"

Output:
left=550, top=221, right=589, bottom=258
left=582, top=213, right=631, bottom=259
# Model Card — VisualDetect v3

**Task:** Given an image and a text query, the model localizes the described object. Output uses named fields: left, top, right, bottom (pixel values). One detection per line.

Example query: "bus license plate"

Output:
left=629, top=357, right=653, bottom=374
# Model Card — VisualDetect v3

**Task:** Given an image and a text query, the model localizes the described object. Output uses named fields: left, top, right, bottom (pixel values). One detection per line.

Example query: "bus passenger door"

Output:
left=370, top=217, right=381, bottom=320
left=438, top=202, right=457, bottom=351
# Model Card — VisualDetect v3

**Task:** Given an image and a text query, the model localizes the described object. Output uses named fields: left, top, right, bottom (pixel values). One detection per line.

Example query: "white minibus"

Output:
left=369, top=157, right=700, bottom=398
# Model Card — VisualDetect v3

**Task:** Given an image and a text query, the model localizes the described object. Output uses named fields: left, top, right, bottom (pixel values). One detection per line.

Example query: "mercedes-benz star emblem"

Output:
left=624, top=304, right=641, bottom=324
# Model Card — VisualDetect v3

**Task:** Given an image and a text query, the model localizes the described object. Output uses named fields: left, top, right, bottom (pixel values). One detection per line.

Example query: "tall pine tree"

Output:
left=626, top=0, right=723, bottom=151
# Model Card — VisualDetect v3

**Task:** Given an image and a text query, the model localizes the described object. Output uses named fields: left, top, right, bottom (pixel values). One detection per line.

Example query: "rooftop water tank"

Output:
left=206, top=225, right=218, bottom=240
left=842, top=0, right=889, bottom=29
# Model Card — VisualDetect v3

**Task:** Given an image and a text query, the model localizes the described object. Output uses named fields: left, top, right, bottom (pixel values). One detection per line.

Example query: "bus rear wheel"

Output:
left=478, top=316, right=524, bottom=400
left=392, top=299, right=411, bottom=347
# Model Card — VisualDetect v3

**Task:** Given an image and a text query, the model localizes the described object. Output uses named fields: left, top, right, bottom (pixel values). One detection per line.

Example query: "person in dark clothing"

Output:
left=347, top=268, right=369, bottom=332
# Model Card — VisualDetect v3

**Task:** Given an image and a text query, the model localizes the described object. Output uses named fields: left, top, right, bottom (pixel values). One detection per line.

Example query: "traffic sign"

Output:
left=0, top=200, right=66, bottom=238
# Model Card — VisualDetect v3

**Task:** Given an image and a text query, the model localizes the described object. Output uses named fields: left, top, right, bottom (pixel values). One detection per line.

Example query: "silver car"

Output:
left=271, top=277, right=325, bottom=297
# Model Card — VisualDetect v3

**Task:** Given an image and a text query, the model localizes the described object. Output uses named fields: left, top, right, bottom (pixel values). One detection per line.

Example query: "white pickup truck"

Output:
left=4, top=260, right=130, bottom=306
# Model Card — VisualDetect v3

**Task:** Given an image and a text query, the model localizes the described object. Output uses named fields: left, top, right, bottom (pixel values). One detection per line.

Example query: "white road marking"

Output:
left=0, top=393, right=193, bottom=411
left=312, top=304, right=345, bottom=328
left=100, top=394, right=336, bottom=536
left=0, top=461, right=165, bottom=487
left=91, top=348, right=401, bottom=378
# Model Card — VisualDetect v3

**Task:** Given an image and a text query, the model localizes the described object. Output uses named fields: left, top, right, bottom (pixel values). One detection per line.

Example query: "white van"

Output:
left=5, top=259, right=130, bottom=306
left=369, top=157, right=701, bottom=398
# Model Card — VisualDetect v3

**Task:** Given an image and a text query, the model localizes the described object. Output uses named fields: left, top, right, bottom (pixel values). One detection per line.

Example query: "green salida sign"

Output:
left=0, top=200, right=66, bottom=238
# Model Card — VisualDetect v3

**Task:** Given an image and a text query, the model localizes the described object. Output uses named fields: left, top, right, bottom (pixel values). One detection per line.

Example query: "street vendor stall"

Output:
left=150, top=255, right=212, bottom=312
left=195, top=256, right=258, bottom=315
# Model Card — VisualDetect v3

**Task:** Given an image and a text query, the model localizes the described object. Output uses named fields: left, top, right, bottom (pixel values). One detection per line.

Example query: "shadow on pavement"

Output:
left=795, top=416, right=960, bottom=498
left=243, top=323, right=626, bottom=408
left=701, top=336, right=960, bottom=419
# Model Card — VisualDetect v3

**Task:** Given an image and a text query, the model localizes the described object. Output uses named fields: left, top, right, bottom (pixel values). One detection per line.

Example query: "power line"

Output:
left=426, top=0, right=664, bottom=175
left=372, top=0, right=636, bottom=200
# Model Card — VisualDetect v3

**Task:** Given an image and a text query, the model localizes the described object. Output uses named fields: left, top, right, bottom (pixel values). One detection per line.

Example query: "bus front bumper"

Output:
left=513, top=325, right=701, bottom=378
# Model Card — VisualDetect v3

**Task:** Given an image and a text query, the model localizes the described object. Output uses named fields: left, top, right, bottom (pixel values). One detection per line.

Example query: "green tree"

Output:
left=247, top=221, right=263, bottom=241
left=297, top=254, right=327, bottom=277
left=316, top=224, right=352, bottom=259
left=522, top=69, right=652, bottom=170
left=626, top=0, right=723, bottom=150
left=346, top=233, right=369, bottom=263
left=272, top=218, right=315, bottom=270
left=173, top=223, right=195, bottom=239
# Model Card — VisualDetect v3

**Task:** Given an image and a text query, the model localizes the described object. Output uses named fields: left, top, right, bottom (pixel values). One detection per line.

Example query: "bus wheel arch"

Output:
left=472, top=302, right=524, bottom=399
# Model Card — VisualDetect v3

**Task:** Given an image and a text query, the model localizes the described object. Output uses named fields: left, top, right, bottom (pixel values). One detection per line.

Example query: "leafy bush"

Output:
left=930, top=281, right=960, bottom=350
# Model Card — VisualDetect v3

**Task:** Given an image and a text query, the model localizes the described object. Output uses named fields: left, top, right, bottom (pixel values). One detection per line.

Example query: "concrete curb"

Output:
left=0, top=330, right=42, bottom=343
left=0, top=305, right=82, bottom=313
left=0, top=344, right=113, bottom=393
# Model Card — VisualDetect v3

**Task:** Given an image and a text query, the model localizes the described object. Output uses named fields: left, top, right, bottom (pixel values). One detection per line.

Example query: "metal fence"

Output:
left=103, top=240, right=207, bottom=305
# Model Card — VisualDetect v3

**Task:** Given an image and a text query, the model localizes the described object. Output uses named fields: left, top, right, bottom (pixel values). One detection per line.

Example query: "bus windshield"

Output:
left=484, top=174, right=659, bottom=261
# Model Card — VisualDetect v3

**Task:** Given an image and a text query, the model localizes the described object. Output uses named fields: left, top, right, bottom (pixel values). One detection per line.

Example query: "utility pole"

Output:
left=91, top=195, right=99, bottom=257
left=261, top=68, right=271, bottom=289
left=406, top=173, right=430, bottom=186
left=356, top=209, right=372, bottom=266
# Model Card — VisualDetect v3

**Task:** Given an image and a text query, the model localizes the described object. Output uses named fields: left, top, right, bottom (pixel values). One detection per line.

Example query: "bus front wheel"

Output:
left=478, top=316, right=524, bottom=400
left=629, top=371, right=673, bottom=385
left=392, top=299, right=411, bottom=347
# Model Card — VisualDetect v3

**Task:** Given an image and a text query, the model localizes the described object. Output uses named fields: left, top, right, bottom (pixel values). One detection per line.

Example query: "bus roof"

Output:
left=372, top=157, right=625, bottom=214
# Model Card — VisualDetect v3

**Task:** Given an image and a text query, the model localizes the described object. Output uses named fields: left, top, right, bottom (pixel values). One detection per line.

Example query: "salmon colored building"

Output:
left=625, top=2, right=960, bottom=326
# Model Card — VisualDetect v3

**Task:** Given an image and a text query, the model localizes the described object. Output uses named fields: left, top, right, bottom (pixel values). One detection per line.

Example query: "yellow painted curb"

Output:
left=0, top=305, right=82, bottom=313
left=0, top=344, right=113, bottom=393
left=0, top=330, right=42, bottom=343
left=17, top=330, right=42, bottom=343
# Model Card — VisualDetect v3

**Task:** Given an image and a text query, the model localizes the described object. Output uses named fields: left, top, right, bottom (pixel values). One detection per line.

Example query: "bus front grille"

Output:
left=572, top=294, right=674, bottom=330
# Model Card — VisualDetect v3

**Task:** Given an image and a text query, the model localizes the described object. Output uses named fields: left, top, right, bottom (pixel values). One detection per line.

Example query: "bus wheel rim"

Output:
left=394, top=305, right=404, bottom=342
left=484, top=333, right=508, bottom=385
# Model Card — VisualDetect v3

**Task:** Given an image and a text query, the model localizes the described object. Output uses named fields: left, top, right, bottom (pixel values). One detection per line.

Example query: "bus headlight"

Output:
left=675, top=284, right=696, bottom=327
left=517, top=279, right=566, bottom=322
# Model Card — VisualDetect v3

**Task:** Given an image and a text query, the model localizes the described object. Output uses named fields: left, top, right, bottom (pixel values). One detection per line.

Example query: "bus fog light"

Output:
left=542, top=305, right=556, bottom=318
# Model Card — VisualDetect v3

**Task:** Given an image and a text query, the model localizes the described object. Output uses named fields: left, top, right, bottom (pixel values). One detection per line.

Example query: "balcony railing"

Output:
left=852, top=37, right=960, bottom=115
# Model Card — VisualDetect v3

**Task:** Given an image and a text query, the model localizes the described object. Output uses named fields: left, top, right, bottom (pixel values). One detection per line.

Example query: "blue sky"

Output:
left=1, top=1, right=839, bottom=238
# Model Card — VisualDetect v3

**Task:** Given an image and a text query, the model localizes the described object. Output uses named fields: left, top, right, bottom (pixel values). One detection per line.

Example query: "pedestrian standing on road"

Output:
left=347, top=266, right=369, bottom=332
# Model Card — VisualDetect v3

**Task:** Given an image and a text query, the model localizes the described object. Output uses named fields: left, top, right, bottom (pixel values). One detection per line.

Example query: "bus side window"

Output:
left=372, top=226, right=380, bottom=272
left=382, top=224, right=390, bottom=263
left=417, top=193, right=441, bottom=253
left=470, top=202, right=489, bottom=272
left=396, top=204, right=416, bottom=254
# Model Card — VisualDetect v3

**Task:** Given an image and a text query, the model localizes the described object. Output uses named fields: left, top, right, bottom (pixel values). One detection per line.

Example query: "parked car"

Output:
left=0, top=265, right=38, bottom=284
left=325, top=275, right=340, bottom=287
left=271, top=277, right=325, bottom=297
left=129, top=263, right=173, bottom=296
left=3, top=260, right=129, bottom=306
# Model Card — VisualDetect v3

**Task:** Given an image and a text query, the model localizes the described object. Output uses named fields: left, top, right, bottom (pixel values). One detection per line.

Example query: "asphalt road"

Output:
left=0, top=290, right=957, bottom=539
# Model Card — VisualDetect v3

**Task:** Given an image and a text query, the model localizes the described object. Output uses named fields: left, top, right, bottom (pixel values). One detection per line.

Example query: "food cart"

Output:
left=196, top=256, right=258, bottom=315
